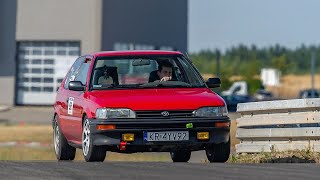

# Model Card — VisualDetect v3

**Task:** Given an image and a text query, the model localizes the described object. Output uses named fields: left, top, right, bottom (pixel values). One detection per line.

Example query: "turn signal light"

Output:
left=197, top=132, right=209, bottom=140
left=215, top=122, right=230, bottom=127
left=122, top=133, right=135, bottom=142
left=96, top=124, right=116, bottom=130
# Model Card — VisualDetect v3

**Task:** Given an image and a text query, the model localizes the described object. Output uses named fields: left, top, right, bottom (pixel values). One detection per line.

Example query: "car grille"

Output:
left=116, top=122, right=213, bottom=130
left=135, top=110, right=194, bottom=119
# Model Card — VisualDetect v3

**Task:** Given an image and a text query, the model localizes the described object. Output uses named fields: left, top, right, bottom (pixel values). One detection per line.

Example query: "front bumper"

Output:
left=88, top=117, right=230, bottom=152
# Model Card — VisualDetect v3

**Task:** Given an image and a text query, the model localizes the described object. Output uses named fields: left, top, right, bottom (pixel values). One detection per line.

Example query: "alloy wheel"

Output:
left=82, top=120, right=90, bottom=156
left=54, top=123, right=60, bottom=155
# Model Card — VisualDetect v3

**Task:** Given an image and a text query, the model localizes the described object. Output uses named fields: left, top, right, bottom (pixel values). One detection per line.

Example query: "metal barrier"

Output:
left=236, top=98, right=320, bottom=153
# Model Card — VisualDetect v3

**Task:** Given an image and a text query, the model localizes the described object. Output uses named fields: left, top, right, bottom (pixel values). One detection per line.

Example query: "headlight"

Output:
left=194, top=106, right=228, bottom=117
left=95, top=108, right=136, bottom=119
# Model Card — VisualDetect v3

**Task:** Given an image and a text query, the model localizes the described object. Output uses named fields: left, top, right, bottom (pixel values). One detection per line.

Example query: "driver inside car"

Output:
left=148, top=61, right=174, bottom=82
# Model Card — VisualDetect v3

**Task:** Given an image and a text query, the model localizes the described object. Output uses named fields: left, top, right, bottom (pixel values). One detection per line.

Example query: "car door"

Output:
left=59, top=56, right=85, bottom=141
left=70, top=57, right=92, bottom=142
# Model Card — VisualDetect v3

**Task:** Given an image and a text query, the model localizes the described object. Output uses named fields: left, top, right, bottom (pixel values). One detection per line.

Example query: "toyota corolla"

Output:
left=53, top=50, right=230, bottom=162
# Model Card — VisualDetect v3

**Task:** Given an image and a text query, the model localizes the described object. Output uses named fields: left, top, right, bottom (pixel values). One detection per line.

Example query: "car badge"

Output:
left=161, top=111, right=170, bottom=117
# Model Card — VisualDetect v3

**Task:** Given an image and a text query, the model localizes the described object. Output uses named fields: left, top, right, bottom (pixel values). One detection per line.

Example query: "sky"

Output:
left=189, top=0, right=320, bottom=53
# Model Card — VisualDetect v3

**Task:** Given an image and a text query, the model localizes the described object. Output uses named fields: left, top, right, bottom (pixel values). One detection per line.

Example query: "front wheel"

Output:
left=53, top=116, right=76, bottom=161
left=205, top=140, right=230, bottom=163
left=82, top=118, right=106, bottom=162
left=170, top=150, right=191, bottom=162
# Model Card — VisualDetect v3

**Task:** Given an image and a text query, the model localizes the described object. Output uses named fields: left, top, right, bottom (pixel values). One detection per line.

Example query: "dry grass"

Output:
left=265, top=74, right=320, bottom=99
left=0, top=147, right=57, bottom=160
left=106, top=152, right=170, bottom=162
left=229, top=149, right=320, bottom=163
left=0, top=125, right=52, bottom=143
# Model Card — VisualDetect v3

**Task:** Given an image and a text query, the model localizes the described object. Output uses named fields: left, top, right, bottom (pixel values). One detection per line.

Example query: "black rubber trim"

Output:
left=89, top=116, right=230, bottom=125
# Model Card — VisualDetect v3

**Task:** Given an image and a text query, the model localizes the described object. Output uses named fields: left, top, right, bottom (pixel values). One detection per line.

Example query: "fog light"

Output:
left=215, top=122, right=230, bottom=127
left=122, top=133, right=135, bottom=142
left=197, top=132, right=209, bottom=140
left=96, top=124, right=116, bottom=130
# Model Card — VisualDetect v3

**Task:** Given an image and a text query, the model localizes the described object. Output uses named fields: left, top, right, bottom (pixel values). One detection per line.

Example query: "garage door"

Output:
left=16, top=41, right=80, bottom=105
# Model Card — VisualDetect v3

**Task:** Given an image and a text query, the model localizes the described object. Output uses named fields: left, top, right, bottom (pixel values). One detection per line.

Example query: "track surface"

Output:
left=1, top=162, right=319, bottom=180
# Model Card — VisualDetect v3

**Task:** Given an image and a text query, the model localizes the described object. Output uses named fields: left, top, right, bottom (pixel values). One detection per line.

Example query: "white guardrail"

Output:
left=236, top=98, right=320, bottom=153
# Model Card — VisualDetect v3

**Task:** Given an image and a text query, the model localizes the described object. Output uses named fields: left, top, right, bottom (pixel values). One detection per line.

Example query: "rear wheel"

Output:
left=53, top=115, right=76, bottom=161
left=170, top=150, right=191, bottom=162
left=82, top=118, right=106, bottom=162
left=205, top=140, right=230, bottom=163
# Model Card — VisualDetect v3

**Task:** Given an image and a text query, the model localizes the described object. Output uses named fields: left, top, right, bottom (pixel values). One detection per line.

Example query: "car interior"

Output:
left=92, top=65, right=119, bottom=86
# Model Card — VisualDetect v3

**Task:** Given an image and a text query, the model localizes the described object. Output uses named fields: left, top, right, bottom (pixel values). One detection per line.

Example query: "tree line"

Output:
left=189, top=44, right=320, bottom=93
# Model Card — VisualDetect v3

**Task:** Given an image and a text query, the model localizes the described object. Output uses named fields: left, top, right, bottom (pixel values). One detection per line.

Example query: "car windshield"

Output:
left=90, top=55, right=206, bottom=90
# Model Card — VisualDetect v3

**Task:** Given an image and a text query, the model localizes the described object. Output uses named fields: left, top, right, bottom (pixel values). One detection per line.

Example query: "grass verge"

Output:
left=229, top=149, right=320, bottom=163
left=0, top=125, right=52, bottom=143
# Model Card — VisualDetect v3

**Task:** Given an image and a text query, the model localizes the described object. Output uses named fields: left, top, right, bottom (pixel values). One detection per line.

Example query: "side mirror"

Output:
left=69, top=81, right=85, bottom=91
left=206, top=78, right=221, bottom=88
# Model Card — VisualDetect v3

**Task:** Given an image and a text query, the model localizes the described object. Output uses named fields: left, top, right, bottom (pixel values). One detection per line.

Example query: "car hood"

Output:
left=88, top=88, right=225, bottom=111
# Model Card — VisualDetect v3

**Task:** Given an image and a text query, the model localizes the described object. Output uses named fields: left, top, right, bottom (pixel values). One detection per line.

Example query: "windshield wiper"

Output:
left=156, top=84, right=191, bottom=88
left=92, top=82, right=202, bottom=90
left=92, top=84, right=116, bottom=90
left=140, top=81, right=192, bottom=88
left=92, top=84, right=144, bottom=90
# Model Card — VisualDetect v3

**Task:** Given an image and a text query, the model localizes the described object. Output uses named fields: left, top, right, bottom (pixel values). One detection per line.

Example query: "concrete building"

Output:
left=0, top=0, right=17, bottom=106
left=102, top=0, right=188, bottom=52
left=0, top=0, right=188, bottom=105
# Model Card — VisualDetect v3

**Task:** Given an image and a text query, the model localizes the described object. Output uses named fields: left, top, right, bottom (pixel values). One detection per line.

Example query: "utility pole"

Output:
left=215, top=49, right=220, bottom=77
left=311, top=52, right=315, bottom=97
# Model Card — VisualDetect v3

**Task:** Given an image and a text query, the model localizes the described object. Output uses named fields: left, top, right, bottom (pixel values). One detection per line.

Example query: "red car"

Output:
left=53, top=50, right=230, bottom=162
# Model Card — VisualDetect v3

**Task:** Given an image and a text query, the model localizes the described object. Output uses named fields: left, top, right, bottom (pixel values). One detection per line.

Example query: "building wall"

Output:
left=102, top=0, right=188, bottom=53
left=16, top=0, right=102, bottom=55
left=0, top=0, right=17, bottom=105
left=2, top=0, right=188, bottom=106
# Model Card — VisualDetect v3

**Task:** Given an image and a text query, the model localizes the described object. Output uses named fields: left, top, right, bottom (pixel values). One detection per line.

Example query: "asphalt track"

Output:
left=0, top=162, right=319, bottom=180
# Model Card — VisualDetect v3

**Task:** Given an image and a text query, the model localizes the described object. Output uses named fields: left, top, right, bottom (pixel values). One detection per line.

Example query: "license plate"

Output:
left=144, top=131, right=189, bottom=141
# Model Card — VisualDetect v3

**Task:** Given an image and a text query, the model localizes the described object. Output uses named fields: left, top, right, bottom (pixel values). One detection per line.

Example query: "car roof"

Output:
left=88, top=50, right=183, bottom=57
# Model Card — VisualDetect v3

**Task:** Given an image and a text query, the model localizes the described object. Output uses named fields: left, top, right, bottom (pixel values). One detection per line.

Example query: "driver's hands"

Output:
left=160, top=76, right=172, bottom=82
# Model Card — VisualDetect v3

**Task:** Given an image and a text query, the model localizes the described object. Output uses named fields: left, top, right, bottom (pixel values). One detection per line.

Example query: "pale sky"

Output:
left=189, top=0, right=320, bottom=53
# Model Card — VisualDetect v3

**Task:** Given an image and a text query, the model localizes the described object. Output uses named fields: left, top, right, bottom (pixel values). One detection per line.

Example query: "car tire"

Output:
left=82, top=118, right=106, bottom=162
left=170, top=150, right=191, bottom=162
left=205, top=139, right=230, bottom=163
left=53, top=115, right=76, bottom=161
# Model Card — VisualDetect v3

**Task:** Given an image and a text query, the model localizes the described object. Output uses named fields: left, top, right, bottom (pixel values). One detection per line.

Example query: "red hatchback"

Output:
left=53, top=50, right=230, bottom=162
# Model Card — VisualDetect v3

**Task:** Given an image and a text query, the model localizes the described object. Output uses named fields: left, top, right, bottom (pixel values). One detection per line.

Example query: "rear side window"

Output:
left=64, top=56, right=85, bottom=89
